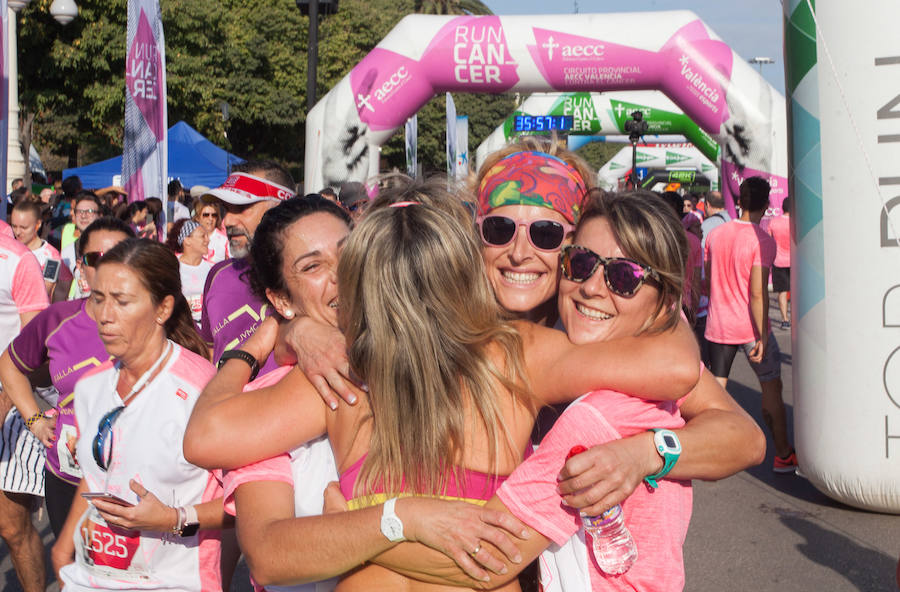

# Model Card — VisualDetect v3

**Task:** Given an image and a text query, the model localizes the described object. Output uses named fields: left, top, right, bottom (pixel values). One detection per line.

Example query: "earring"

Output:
left=284, top=310, right=295, bottom=319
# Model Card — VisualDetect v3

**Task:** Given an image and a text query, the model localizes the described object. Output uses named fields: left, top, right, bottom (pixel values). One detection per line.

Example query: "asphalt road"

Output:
left=2, top=295, right=897, bottom=591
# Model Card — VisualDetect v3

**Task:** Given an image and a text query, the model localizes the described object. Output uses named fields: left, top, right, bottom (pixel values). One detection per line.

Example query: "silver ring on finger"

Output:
left=470, top=542, right=482, bottom=557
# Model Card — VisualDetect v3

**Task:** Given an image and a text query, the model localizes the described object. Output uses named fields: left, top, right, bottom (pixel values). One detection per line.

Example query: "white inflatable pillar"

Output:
left=786, top=0, right=900, bottom=513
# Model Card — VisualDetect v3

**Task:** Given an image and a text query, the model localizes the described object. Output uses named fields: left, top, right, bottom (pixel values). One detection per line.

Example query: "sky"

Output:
left=482, top=0, right=786, bottom=94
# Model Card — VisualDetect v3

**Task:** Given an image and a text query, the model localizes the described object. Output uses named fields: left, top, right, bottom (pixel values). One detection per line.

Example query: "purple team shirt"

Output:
left=199, top=258, right=277, bottom=375
left=9, top=299, right=111, bottom=484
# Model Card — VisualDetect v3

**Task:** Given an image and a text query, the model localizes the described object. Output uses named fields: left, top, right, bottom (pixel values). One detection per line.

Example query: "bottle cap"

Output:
left=566, top=445, right=588, bottom=460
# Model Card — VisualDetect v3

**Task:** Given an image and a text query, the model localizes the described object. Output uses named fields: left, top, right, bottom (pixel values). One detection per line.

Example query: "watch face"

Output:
left=180, top=523, right=200, bottom=537
left=383, top=517, right=403, bottom=540
left=655, top=429, right=682, bottom=454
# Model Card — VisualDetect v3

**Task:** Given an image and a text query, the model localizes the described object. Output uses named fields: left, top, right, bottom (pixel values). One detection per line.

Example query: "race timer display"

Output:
left=513, top=115, right=574, bottom=132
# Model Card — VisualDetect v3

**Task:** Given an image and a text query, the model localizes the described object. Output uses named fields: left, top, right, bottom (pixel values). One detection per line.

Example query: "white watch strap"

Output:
left=381, top=497, right=405, bottom=542
left=184, top=504, right=199, bottom=526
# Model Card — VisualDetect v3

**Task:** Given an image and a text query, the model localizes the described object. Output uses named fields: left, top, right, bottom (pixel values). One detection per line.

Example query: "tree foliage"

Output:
left=16, top=0, right=517, bottom=180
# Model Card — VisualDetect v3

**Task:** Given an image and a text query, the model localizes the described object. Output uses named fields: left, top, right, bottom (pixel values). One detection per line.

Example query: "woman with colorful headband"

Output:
left=473, top=138, right=589, bottom=327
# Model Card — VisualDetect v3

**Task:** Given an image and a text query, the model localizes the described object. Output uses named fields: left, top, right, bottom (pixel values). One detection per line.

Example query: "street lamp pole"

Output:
left=6, top=0, right=77, bottom=191
left=749, top=56, right=775, bottom=77
left=7, top=2, right=25, bottom=191
left=307, top=0, right=317, bottom=112
left=297, top=0, right=338, bottom=112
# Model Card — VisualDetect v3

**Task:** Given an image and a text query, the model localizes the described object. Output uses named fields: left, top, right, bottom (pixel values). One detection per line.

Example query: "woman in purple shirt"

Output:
left=0, top=218, right=134, bottom=536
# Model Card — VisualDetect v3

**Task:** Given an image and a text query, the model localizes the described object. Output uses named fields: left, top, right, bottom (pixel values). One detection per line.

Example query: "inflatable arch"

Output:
left=785, top=0, right=900, bottom=513
left=475, top=90, right=720, bottom=170
left=596, top=143, right=718, bottom=191
left=304, top=10, right=788, bottom=218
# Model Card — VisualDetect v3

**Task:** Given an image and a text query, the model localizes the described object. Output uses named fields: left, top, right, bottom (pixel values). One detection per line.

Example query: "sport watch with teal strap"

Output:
left=643, top=428, right=682, bottom=489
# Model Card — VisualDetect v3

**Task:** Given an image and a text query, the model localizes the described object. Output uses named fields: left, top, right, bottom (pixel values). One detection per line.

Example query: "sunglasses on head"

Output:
left=477, top=215, right=574, bottom=252
left=81, top=251, right=105, bottom=268
left=560, top=245, right=660, bottom=297
left=92, top=405, right=125, bottom=471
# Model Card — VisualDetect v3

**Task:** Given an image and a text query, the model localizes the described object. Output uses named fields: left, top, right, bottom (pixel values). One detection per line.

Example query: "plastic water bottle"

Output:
left=567, top=446, right=638, bottom=575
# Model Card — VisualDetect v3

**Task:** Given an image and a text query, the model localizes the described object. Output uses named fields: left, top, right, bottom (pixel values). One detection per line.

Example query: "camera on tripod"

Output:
left=624, top=110, right=649, bottom=142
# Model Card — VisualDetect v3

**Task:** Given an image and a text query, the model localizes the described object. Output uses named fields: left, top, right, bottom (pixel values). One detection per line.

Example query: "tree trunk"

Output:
left=67, top=142, right=78, bottom=169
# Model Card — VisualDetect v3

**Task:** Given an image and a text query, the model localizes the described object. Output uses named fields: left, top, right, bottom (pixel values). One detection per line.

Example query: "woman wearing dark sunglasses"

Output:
left=51, top=239, right=229, bottom=592
left=0, top=218, right=134, bottom=542
left=194, top=202, right=229, bottom=263
left=442, top=190, right=765, bottom=591
left=474, top=138, right=589, bottom=328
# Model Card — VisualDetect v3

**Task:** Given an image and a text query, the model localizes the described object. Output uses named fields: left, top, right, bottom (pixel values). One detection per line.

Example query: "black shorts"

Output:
left=708, top=333, right=782, bottom=382
left=772, top=266, right=790, bottom=293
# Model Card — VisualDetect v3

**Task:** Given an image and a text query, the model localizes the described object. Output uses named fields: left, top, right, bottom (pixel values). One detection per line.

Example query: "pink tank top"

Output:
left=339, top=453, right=508, bottom=508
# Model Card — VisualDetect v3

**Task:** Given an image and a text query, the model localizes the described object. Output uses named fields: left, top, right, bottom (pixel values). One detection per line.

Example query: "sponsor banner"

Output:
left=349, top=49, right=432, bottom=132
left=597, top=144, right=718, bottom=191
left=422, top=16, right=519, bottom=91
left=122, top=0, right=167, bottom=211
left=527, top=20, right=732, bottom=132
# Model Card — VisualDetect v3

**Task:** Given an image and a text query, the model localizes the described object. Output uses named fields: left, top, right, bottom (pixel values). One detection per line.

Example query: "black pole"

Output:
left=307, top=0, right=318, bottom=111
left=630, top=137, right=638, bottom=190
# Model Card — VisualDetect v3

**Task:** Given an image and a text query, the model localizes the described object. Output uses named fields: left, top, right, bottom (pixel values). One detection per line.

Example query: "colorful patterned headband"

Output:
left=477, top=151, right=586, bottom=224
left=177, top=220, right=201, bottom=247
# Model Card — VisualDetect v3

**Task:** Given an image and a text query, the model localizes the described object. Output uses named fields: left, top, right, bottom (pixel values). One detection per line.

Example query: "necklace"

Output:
left=115, top=340, right=173, bottom=407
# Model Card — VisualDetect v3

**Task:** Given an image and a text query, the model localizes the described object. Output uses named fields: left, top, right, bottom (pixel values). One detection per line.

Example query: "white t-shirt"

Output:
left=61, top=242, right=77, bottom=274
left=61, top=343, right=222, bottom=592
left=171, top=201, right=190, bottom=223
left=31, top=240, right=61, bottom=272
left=178, top=258, right=214, bottom=323
left=205, top=229, right=229, bottom=264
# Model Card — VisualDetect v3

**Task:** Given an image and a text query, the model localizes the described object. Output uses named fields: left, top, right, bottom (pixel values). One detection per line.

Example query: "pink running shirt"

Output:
left=0, top=234, right=49, bottom=351
left=767, top=215, right=791, bottom=268
left=704, top=220, right=776, bottom=344
left=497, top=389, right=691, bottom=592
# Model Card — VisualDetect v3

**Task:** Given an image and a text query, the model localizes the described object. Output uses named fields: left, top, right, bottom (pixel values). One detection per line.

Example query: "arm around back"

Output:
left=522, top=319, right=700, bottom=404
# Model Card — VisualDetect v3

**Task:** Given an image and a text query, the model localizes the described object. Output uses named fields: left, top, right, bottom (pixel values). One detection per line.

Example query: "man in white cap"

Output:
left=198, top=160, right=295, bottom=376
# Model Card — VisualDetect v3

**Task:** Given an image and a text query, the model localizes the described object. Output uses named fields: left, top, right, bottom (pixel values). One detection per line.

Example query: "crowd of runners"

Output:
left=0, top=136, right=803, bottom=592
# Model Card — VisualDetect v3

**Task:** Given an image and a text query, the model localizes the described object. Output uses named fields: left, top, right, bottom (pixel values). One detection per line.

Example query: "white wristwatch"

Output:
left=380, top=497, right=405, bottom=542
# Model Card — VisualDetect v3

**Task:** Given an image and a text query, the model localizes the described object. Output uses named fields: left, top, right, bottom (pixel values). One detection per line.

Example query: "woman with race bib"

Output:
left=51, top=239, right=228, bottom=592
left=0, top=218, right=134, bottom=538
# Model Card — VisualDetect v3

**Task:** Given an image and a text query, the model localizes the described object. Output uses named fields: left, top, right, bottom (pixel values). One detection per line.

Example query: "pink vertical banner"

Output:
left=122, top=0, right=167, bottom=219
left=0, top=0, right=8, bottom=220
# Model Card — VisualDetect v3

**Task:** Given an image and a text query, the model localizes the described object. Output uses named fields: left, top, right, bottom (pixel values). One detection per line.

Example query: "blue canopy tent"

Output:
left=63, top=121, right=243, bottom=190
